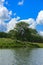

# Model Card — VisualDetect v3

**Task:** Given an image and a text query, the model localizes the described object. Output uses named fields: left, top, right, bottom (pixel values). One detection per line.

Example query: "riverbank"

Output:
left=0, top=38, right=43, bottom=48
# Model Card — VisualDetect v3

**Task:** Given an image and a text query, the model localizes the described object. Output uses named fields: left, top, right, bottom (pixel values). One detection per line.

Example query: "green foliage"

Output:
left=0, top=21, right=43, bottom=43
left=0, top=38, right=40, bottom=48
left=29, top=28, right=38, bottom=34
left=0, top=32, right=8, bottom=38
left=14, top=22, right=31, bottom=41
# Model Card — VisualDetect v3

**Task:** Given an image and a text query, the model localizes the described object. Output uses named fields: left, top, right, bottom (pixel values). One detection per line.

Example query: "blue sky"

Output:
left=0, top=0, right=43, bottom=35
left=4, top=0, right=43, bottom=19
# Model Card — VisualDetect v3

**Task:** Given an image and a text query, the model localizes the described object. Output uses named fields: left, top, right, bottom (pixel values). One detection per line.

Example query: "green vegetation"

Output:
left=0, top=22, right=43, bottom=48
left=8, top=22, right=43, bottom=43
left=0, top=38, right=41, bottom=48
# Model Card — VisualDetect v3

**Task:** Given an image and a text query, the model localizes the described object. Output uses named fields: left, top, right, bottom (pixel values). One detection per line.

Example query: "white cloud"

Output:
left=39, top=31, right=43, bottom=36
left=3, top=10, right=43, bottom=34
left=0, top=0, right=43, bottom=35
left=7, top=18, right=17, bottom=32
left=0, top=0, right=12, bottom=32
left=16, top=16, right=20, bottom=20
left=18, top=0, right=24, bottom=6
left=0, top=19, right=7, bottom=32
left=7, top=18, right=37, bottom=32
left=9, top=11, right=12, bottom=15
left=20, top=18, right=36, bottom=29
left=29, top=22, right=36, bottom=29
left=7, top=16, right=20, bottom=32
left=20, top=18, right=34, bottom=24
left=14, top=13, right=16, bottom=16
left=0, top=6, right=12, bottom=32
left=0, top=0, right=5, bottom=6
left=0, top=0, right=12, bottom=22
left=0, top=6, right=11, bottom=21
left=36, top=10, right=43, bottom=24
left=1, top=0, right=5, bottom=2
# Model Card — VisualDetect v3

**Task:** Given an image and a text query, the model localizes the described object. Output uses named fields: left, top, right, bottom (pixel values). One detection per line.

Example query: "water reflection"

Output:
left=0, top=48, right=43, bottom=65
left=13, top=48, right=32, bottom=65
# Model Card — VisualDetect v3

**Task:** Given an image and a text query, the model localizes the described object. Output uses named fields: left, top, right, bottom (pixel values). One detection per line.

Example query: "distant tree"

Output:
left=7, top=21, right=43, bottom=43
left=0, top=32, right=8, bottom=38
left=29, top=28, right=38, bottom=35
left=14, top=22, right=31, bottom=41
left=8, top=30, right=15, bottom=38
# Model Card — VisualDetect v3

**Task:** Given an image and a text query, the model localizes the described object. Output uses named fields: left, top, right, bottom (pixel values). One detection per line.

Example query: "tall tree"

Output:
left=14, top=22, right=31, bottom=41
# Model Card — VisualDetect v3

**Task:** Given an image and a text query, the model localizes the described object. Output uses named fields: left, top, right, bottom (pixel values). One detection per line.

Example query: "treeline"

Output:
left=0, top=22, right=43, bottom=43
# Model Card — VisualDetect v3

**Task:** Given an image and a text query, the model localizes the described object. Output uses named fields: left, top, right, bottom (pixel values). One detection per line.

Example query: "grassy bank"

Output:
left=0, top=38, right=43, bottom=48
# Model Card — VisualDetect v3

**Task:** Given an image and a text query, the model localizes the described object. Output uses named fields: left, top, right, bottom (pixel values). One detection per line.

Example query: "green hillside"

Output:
left=0, top=38, right=43, bottom=48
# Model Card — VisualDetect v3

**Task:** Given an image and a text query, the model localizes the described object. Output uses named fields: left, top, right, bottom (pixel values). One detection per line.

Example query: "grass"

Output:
left=0, top=38, right=43, bottom=48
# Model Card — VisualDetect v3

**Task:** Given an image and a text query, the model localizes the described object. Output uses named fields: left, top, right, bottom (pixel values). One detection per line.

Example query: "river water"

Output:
left=0, top=48, right=43, bottom=65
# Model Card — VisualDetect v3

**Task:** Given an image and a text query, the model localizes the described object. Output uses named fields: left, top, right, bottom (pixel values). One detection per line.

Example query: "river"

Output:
left=0, top=48, right=43, bottom=65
